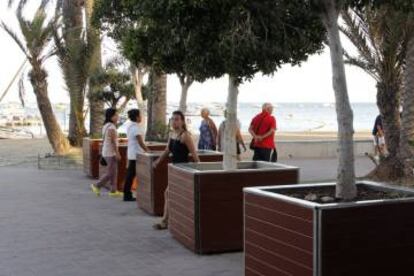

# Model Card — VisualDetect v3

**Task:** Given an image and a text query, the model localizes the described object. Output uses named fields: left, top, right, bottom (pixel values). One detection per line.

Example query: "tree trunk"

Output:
left=178, top=75, right=194, bottom=114
left=377, top=82, right=401, bottom=159
left=63, top=0, right=87, bottom=147
left=322, top=0, right=356, bottom=200
left=133, top=66, right=148, bottom=131
left=369, top=82, right=405, bottom=180
left=30, top=68, right=70, bottom=155
left=400, top=35, right=414, bottom=176
left=223, top=76, right=239, bottom=170
left=85, top=0, right=104, bottom=137
left=146, top=71, right=167, bottom=141
left=68, top=91, right=87, bottom=146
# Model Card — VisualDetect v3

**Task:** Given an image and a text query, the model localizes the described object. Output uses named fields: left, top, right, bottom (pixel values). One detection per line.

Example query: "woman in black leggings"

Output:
left=153, top=111, right=200, bottom=230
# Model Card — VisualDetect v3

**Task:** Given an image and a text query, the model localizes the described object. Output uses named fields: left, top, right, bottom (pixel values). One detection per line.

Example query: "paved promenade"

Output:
left=0, top=157, right=374, bottom=276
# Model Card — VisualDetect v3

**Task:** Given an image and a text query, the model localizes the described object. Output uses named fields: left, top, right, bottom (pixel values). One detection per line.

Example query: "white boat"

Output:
left=0, top=127, right=34, bottom=139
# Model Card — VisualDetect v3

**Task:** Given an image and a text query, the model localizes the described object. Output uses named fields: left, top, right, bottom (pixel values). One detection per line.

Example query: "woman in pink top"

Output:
left=91, top=108, right=122, bottom=197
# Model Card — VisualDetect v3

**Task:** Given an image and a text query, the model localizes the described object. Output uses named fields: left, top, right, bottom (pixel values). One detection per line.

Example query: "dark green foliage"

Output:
left=89, top=61, right=135, bottom=110
left=94, top=0, right=326, bottom=84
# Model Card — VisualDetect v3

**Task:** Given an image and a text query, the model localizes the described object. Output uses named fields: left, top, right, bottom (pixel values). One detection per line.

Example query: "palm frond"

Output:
left=0, top=21, right=28, bottom=57
left=340, top=9, right=378, bottom=73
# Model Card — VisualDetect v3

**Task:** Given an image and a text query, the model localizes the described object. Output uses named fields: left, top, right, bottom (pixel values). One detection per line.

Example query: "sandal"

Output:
left=153, top=221, right=168, bottom=230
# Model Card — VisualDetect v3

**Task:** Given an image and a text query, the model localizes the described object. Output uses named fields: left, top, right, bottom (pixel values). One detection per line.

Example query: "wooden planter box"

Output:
left=83, top=138, right=102, bottom=179
left=243, top=182, right=414, bottom=276
left=136, top=150, right=223, bottom=216
left=168, top=161, right=299, bottom=254
left=98, top=142, right=167, bottom=192
left=83, top=137, right=130, bottom=179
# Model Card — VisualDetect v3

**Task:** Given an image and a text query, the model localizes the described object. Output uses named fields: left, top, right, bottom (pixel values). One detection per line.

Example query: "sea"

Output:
left=0, top=102, right=379, bottom=137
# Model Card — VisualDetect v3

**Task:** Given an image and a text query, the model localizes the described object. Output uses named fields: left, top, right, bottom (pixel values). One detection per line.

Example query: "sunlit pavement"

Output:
left=0, top=157, right=374, bottom=276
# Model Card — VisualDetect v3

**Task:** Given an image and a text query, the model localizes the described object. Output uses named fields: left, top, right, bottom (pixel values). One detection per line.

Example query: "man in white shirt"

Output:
left=124, top=109, right=149, bottom=201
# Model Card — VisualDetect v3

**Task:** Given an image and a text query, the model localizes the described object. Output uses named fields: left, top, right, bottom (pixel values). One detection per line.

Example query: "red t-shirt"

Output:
left=250, top=111, right=277, bottom=149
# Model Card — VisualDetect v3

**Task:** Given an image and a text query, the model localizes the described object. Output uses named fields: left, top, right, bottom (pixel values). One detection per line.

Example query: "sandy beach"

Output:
left=0, top=131, right=373, bottom=167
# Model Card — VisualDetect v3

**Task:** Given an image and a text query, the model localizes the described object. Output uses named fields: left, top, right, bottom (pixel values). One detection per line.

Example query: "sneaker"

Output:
left=109, top=191, right=123, bottom=198
left=90, top=184, right=100, bottom=197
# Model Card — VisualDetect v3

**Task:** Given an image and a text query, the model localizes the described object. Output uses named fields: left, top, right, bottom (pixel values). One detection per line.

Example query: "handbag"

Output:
left=250, top=116, right=266, bottom=150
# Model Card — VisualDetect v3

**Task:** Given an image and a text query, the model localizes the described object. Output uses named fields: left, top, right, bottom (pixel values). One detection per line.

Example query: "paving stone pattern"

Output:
left=0, top=167, right=242, bottom=276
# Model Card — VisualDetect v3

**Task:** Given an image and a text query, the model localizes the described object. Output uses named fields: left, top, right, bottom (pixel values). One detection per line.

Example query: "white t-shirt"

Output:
left=127, top=122, right=145, bottom=160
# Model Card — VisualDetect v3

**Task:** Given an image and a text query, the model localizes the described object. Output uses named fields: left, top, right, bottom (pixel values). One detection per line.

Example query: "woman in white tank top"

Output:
left=90, top=108, right=122, bottom=197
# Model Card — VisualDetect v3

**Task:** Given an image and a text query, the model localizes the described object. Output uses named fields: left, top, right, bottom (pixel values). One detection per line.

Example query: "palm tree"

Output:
left=85, top=0, right=105, bottom=138
left=53, top=0, right=97, bottom=146
left=340, top=6, right=411, bottom=180
left=1, top=1, right=70, bottom=154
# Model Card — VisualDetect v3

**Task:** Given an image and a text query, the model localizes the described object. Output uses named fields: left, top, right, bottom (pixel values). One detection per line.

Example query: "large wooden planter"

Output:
left=168, top=161, right=299, bottom=254
left=83, top=137, right=130, bottom=179
left=83, top=138, right=102, bottom=179
left=136, top=150, right=223, bottom=216
left=243, top=182, right=414, bottom=276
left=98, top=142, right=167, bottom=192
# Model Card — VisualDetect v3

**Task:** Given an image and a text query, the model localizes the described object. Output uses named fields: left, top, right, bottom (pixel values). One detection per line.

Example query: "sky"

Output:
left=0, top=1, right=378, bottom=105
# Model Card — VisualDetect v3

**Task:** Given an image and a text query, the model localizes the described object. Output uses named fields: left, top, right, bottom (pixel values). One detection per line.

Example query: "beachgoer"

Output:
left=153, top=111, right=200, bottom=230
left=123, top=109, right=149, bottom=202
left=217, top=110, right=246, bottom=161
left=91, top=108, right=122, bottom=197
left=372, top=114, right=386, bottom=158
left=249, top=103, right=277, bottom=162
left=198, top=108, right=218, bottom=150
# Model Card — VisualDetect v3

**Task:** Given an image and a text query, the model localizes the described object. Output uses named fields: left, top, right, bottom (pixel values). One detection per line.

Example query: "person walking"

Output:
left=91, top=108, right=122, bottom=197
left=123, top=109, right=149, bottom=202
left=218, top=110, right=246, bottom=161
left=198, top=108, right=218, bottom=150
left=249, top=103, right=277, bottom=162
left=153, top=111, right=200, bottom=230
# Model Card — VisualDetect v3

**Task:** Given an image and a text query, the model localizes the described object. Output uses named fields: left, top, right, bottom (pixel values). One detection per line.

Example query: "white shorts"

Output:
left=373, top=136, right=385, bottom=146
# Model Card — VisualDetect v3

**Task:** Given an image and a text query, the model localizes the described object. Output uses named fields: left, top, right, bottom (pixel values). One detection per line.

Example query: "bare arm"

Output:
left=209, top=118, right=218, bottom=144
left=183, top=132, right=200, bottom=162
left=136, top=135, right=149, bottom=152
left=258, top=128, right=275, bottom=140
left=153, top=143, right=170, bottom=168
left=236, top=127, right=246, bottom=151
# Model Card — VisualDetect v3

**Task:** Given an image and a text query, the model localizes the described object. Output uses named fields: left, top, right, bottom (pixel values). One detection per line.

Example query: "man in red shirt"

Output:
left=249, top=103, right=277, bottom=162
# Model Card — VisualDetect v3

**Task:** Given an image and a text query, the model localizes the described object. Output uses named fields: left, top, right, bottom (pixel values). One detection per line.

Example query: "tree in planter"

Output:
left=145, top=1, right=326, bottom=170
left=2, top=1, right=70, bottom=155
left=93, top=2, right=169, bottom=141
left=340, top=5, right=412, bottom=180
left=89, top=61, right=135, bottom=112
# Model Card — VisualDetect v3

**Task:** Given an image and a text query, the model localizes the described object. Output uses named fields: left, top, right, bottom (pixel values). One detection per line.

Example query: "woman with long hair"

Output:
left=90, top=108, right=122, bottom=197
left=153, top=111, right=200, bottom=230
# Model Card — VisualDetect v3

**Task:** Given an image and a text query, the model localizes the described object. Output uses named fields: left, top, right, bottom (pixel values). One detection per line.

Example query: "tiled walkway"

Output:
left=0, top=167, right=242, bottom=276
left=0, top=157, right=374, bottom=276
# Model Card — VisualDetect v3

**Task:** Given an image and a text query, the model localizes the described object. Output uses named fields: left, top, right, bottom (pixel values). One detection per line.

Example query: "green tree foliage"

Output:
left=89, top=60, right=135, bottom=112
left=94, top=0, right=326, bottom=82
left=94, top=0, right=326, bottom=168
